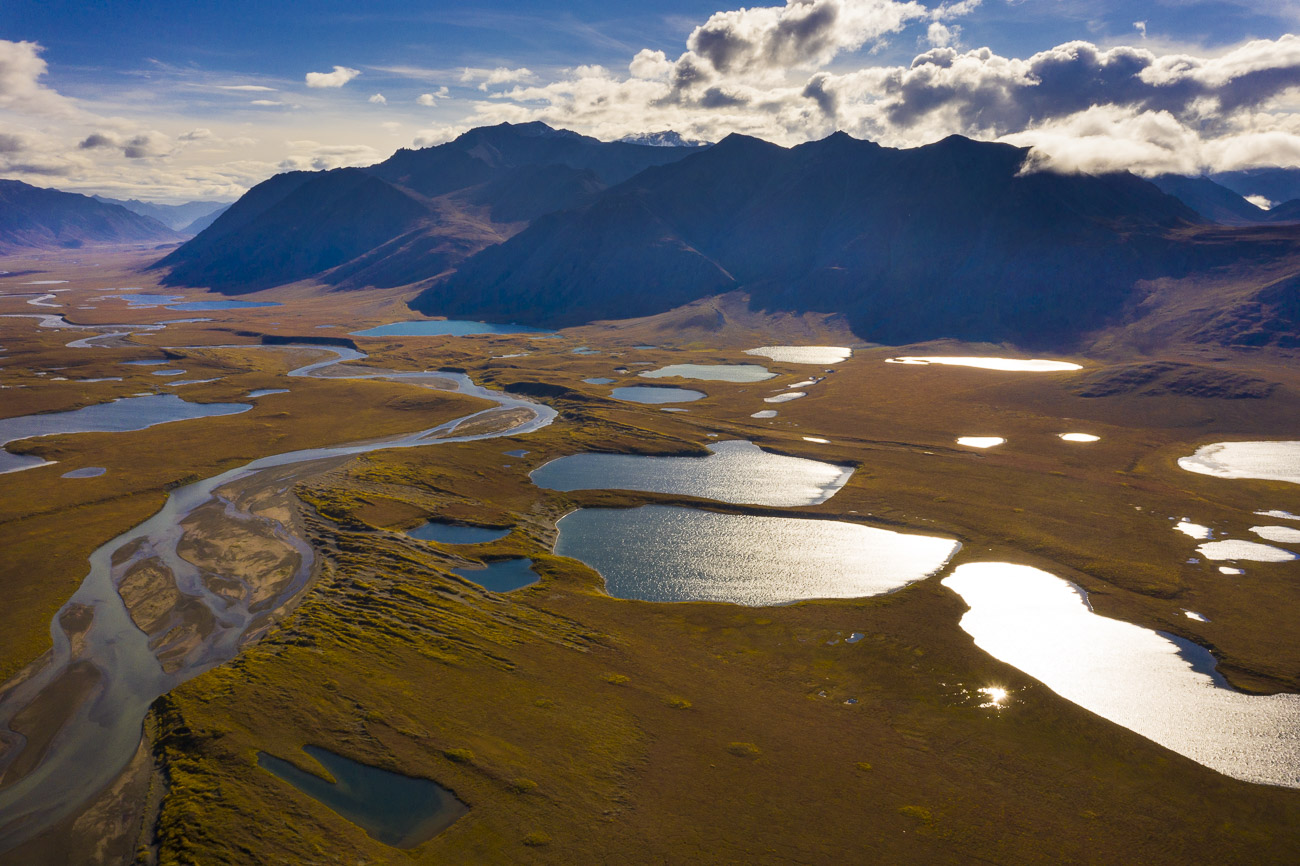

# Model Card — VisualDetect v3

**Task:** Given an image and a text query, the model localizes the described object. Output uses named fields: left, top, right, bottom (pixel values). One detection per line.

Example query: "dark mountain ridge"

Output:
left=156, top=122, right=702, bottom=292
left=0, top=180, right=182, bottom=253
left=413, top=131, right=1224, bottom=346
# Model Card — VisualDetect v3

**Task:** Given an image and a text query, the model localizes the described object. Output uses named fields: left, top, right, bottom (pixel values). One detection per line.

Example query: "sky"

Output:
left=4, top=0, right=1300, bottom=202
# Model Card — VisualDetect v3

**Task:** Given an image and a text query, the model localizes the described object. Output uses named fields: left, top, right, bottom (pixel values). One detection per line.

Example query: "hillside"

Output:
left=0, top=180, right=182, bottom=253
left=414, top=132, right=1215, bottom=347
left=155, top=122, right=703, bottom=292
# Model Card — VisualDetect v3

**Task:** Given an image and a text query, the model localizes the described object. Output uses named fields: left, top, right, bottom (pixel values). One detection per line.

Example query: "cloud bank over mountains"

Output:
left=6, top=0, right=1300, bottom=199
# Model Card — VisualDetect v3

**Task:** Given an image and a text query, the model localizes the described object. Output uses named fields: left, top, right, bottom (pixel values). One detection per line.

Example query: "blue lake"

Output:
left=451, top=558, right=539, bottom=592
left=408, top=521, right=511, bottom=545
left=165, top=300, right=280, bottom=311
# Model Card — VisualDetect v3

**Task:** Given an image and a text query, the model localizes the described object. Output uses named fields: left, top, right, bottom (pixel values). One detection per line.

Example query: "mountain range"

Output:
left=5, top=122, right=1300, bottom=349
left=91, top=196, right=231, bottom=233
left=0, top=180, right=183, bottom=254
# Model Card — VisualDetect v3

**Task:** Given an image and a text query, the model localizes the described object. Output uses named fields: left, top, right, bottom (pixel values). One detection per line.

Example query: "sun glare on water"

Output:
left=979, top=686, right=1009, bottom=708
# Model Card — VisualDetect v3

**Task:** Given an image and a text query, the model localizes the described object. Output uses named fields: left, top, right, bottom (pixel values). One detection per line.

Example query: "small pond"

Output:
left=165, top=300, right=280, bottom=311
left=351, top=320, right=554, bottom=337
left=957, top=437, right=1004, bottom=448
left=610, top=386, right=704, bottom=404
left=408, top=521, right=511, bottom=545
left=450, top=558, right=539, bottom=592
left=639, top=364, right=774, bottom=383
left=531, top=440, right=852, bottom=506
left=583, top=378, right=615, bottom=385
left=555, top=505, right=959, bottom=605
left=258, top=745, right=467, bottom=848
left=944, top=562, right=1300, bottom=788
left=60, top=467, right=106, bottom=478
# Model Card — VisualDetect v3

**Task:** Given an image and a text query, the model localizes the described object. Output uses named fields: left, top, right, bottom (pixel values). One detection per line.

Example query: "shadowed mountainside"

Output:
left=155, top=122, right=703, bottom=292
left=415, top=132, right=1228, bottom=347
left=0, top=180, right=183, bottom=253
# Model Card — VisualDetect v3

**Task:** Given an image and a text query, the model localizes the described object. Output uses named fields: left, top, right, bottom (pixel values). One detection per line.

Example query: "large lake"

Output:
left=556, top=505, right=959, bottom=605
left=530, top=439, right=853, bottom=506
left=945, top=562, right=1300, bottom=788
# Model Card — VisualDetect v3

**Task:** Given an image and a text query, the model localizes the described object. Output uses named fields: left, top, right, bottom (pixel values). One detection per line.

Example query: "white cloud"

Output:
left=368, top=92, right=387, bottom=104
left=416, top=86, right=451, bottom=106
left=305, top=65, right=361, bottom=88
left=250, top=99, right=285, bottom=106
left=1246, top=194, right=1273, bottom=209
left=459, top=66, right=536, bottom=91
left=214, top=84, right=276, bottom=92
left=0, top=39, right=77, bottom=115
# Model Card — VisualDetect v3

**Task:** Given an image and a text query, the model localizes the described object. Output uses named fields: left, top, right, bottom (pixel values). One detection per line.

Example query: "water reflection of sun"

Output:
left=978, top=686, right=1009, bottom=708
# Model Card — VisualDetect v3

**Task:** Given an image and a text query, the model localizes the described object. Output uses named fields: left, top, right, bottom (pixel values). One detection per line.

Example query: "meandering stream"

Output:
left=0, top=345, right=555, bottom=850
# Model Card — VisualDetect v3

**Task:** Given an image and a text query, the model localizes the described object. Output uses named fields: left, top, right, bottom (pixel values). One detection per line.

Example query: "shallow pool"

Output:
left=351, top=320, right=554, bottom=337
left=609, top=386, right=705, bottom=404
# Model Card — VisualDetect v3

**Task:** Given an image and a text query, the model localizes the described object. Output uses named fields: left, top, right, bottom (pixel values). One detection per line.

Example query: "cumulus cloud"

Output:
left=0, top=132, right=27, bottom=153
left=305, top=65, right=361, bottom=88
left=416, top=86, right=451, bottom=106
left=0, top=39, right=76, bottom=115
left=278, top=141, right=382, bottom=171
left=368, top=92, right=387, bottom=104
left=460, top=66, right=535, bottom=91
left=78, top=132, right=117, bottom=149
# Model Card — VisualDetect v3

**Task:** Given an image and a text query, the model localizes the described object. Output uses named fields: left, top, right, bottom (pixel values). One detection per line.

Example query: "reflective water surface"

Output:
left=1179, top=441, right=1300, bottom=485
left=556, top=505, right=959, bottom=605
left=639, top=363, right=774, bottom=382
left=531, top=440, right=853, bottom=506
left=1197, top=540, right=1297, bottom=562
left=957, top=437, right=1004, bottom=448
left=944, top=562, right=1300, bottom=787
left=258, top=745, right=467, bottom=847
left=0, top=394, right=252, bottom=474
left=408, top=521, right=511, bottom=545
left=886, top=356, right=1082, bottom=372
left=609, top=385, right=705, bottom=404
left=450, top=558, right=539, bottom=592
left=745, top=346, right=852, bottom=365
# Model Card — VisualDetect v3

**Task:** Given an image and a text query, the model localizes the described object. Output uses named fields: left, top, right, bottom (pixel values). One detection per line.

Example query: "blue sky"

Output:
left=4, top=0, right=1300, bottom=201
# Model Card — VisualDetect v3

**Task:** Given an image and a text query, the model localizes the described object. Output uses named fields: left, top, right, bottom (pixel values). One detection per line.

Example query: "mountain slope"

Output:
left=1147, top=175, right=1268, bottom=224
left=0, top=180, right=182, bottom=253
left=157, top=122, right=702, bottom=291
left=415, top=132, right=1205, bottom=347
left=92, top=196, right=230, bottom=231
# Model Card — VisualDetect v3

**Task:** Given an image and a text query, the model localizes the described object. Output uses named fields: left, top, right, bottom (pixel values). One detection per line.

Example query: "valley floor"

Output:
left=0, top=248, right=1298, bottom=863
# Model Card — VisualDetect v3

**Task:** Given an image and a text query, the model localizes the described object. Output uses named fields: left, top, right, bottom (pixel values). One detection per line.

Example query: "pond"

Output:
left=258, top=745, right=467, bottom=848
left=555, top=505, right=959, bottom=605
left=1179, top=442, right=1300, bottom=485
left=639, top=364, right=774, bottom=382
left=944, top=562, right=1300, bottom=788
left=351, top=320, right=555, bottom=337
left=609, top=386, right=704, bottom=404
left=450, top=558, right=539, bottom=592
left=165, top=300, right=280, bottom=311
left=408, top=521, right=511, bottom=545
left=530, top=440, right=853, bottom=506
left=0, top=394, right=252, bottom=474
left=745, top=346, right=852, bottom=365
left=583, top=377, right=615, bottom=384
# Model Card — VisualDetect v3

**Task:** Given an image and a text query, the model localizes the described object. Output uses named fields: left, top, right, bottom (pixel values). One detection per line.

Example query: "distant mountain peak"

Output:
left=618, top=130, right=710, bottom=148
